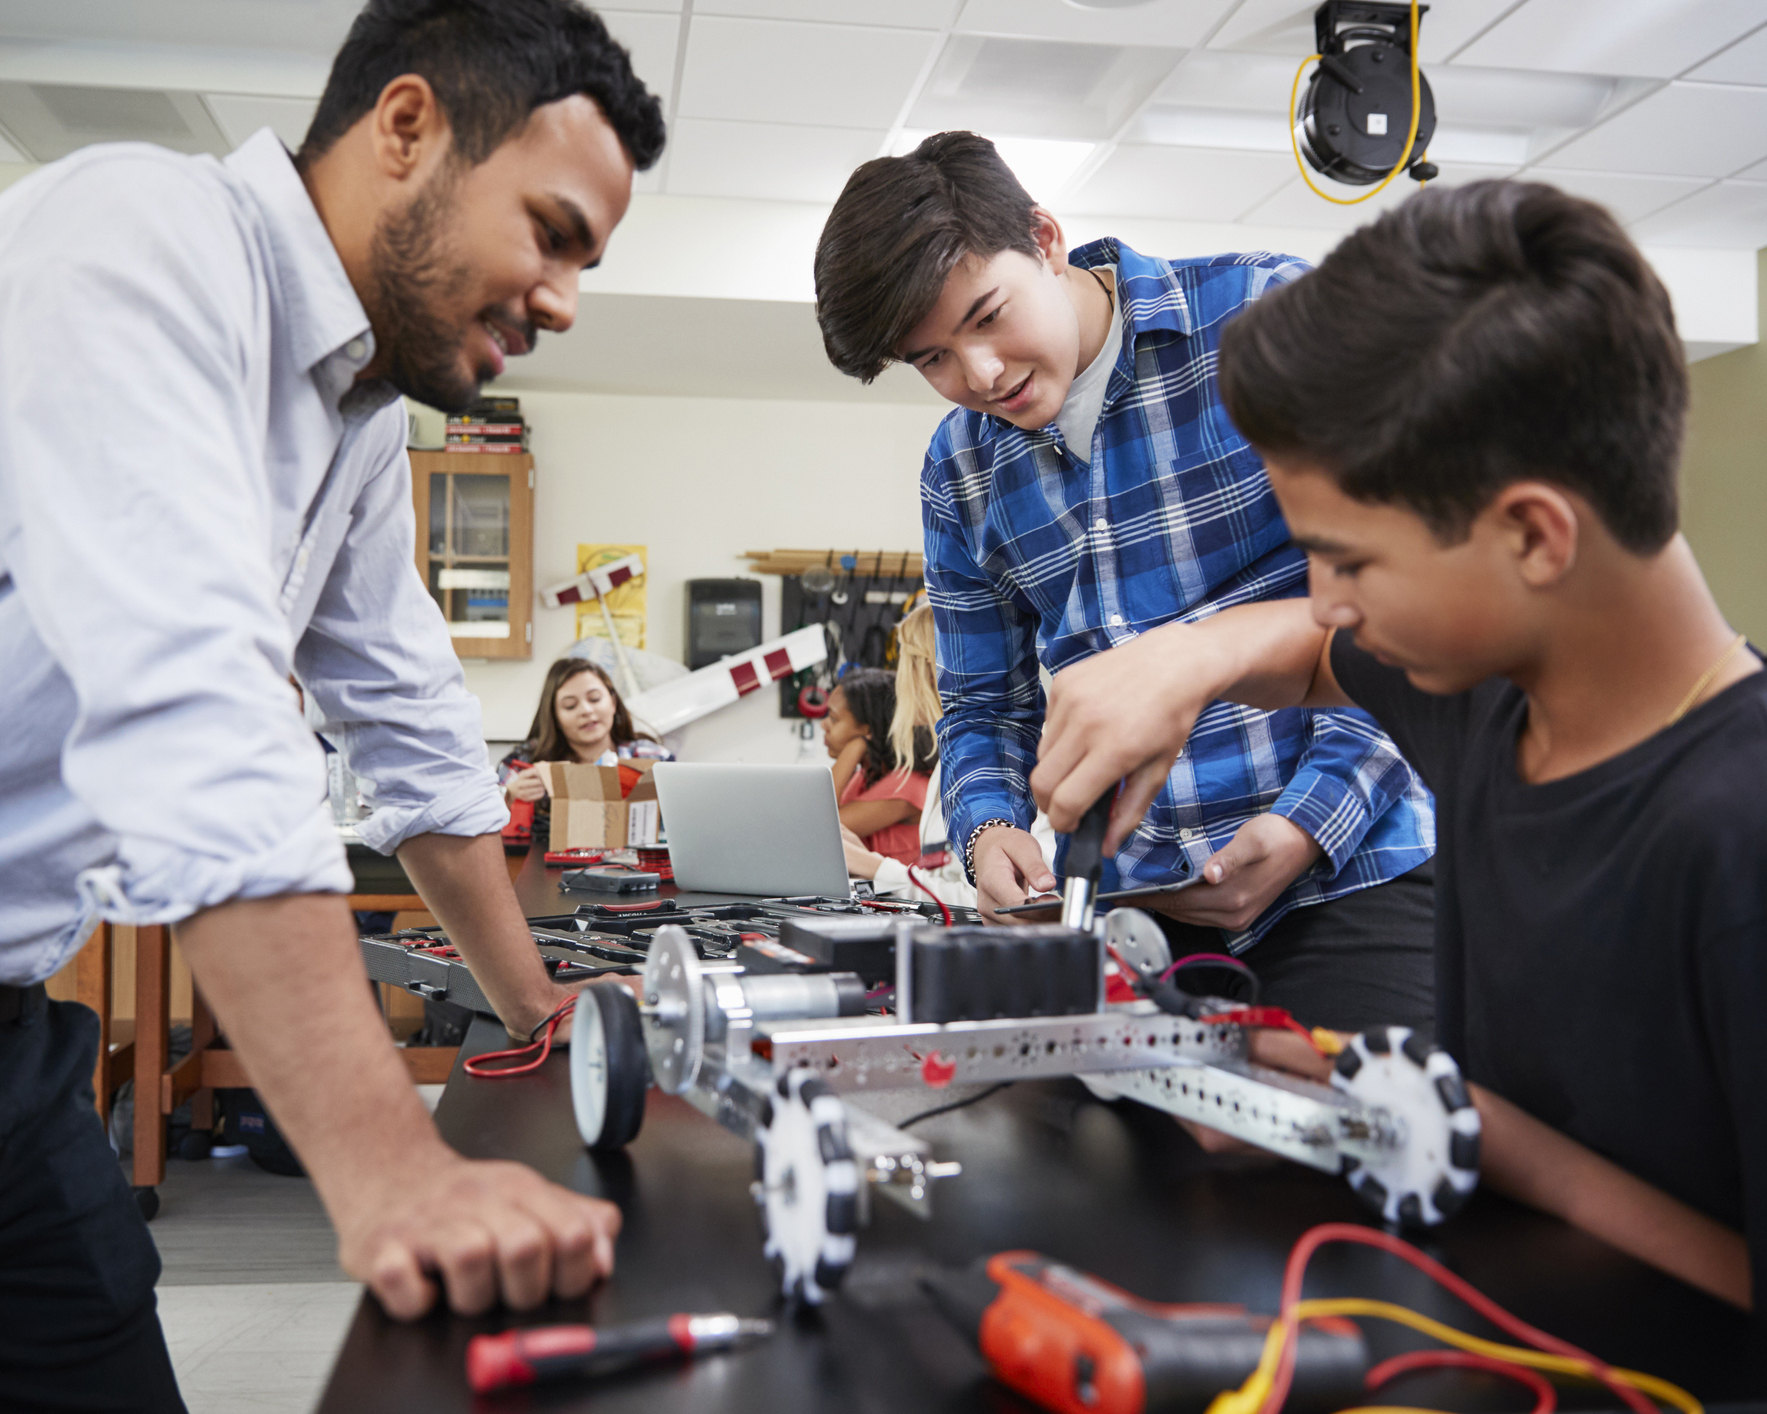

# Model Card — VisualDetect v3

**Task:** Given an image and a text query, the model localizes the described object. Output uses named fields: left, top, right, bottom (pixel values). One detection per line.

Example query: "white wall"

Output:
left=411, top=391, right=946, bottom=760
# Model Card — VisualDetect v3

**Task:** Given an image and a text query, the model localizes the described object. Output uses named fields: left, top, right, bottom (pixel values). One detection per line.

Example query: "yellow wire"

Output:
left=1205, top=1297, right=1704, bottom=1414
left=1287, top=0, right=1425, bottom=205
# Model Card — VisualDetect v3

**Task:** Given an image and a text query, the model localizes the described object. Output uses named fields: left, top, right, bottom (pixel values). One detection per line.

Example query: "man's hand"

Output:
left=338, top=1152, right=619, bottom=1318
left=973, top=825, right=1057, bottom=925
left=1151, top=814, right=1322, bottom=933
left=506, top=766, right=548, bottom=804
left=1032, top=621, right=1216, bottom=850
left=175, top=893, right=625, bottom=1323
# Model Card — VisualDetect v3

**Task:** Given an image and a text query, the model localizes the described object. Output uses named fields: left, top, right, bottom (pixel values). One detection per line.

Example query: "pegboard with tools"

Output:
left=752, top=550, right=923, bottom=720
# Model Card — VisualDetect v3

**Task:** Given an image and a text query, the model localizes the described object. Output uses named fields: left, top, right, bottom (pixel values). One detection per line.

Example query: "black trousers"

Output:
left=1157, top=862, right=1436, bottom=1036
left=0, top=988, right=186, bottom=1413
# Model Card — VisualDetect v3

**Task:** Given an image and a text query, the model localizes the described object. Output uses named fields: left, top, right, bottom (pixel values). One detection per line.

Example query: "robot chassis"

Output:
left=569, top=905, right=1482, bottom=1305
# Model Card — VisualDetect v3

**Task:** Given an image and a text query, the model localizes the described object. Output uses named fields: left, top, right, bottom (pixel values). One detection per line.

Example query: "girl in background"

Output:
left=842, top=606, right=1053, bottom=906
left=500, top=658, right=672, bottom=838
left=823, top=666, right=933, bottom=865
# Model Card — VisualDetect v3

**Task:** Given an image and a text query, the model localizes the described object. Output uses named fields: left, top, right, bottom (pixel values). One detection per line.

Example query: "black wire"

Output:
left=899, top=1081, right=1012, bottom=1128
left=1165, top=955, right=1261, bottom=1005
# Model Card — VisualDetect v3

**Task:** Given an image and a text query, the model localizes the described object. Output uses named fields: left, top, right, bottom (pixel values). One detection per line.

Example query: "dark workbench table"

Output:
left=508, top=842, right=762, bottom=917
left=319, top=991, right=1767, bottom=1412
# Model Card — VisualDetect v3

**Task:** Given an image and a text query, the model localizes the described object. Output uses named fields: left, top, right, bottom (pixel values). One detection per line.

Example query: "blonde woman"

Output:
left=842, top=605, right=1053, bottom=907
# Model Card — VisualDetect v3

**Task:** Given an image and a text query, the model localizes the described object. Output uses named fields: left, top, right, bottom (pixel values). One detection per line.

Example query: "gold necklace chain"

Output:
left=1665, top=631, right=1748, bottom=726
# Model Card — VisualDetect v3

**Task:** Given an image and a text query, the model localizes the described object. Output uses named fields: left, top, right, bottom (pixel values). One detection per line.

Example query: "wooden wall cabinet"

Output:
left=410, top=450, right=534, bottom=660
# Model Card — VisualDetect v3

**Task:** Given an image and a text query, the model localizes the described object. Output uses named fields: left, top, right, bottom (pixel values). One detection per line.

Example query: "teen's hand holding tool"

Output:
left=1031, top=180, right=1764, bottom=1318
left=0, top=4, right=668, bottom=1394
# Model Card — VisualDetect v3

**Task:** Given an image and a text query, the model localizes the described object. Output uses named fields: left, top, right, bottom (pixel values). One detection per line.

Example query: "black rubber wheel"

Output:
left=588, top=984, right=649, bottom=1151
left=133, top=1187, right=160, bottom=1222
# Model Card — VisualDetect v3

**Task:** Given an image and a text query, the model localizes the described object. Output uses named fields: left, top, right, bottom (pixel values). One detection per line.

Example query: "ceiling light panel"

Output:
left=601, top=10, right=685, bottom=110
left=0, top=0, right=361, bottom=54
left=693, top=0, right=959, bottom=26
left=1524, top=168, right=1713, bottom=223
left=202, top=93, right=315, bottom=151
left=1687, top=21, right=1767, bottom=82
left=1241, top=160, right=1519, bottom=230
left=1536, top=82, right=1767, bottom=178
left=665, top=118, right=886, bottom=202
left=677, top=16, right=937, bottom=128
left=1203, top=0, right=1517, bottom=62
left=1628, top=178, right=1767, bottom=246
left=1063, top=145, right=1296, bottom=220
left=0, top=81, right=230, bottom=160
left=958, top=0, right=1236, bottom=48
left=910, top=35, right=1181, bottom=141
left=1454, top=0, right=1767, bottom=80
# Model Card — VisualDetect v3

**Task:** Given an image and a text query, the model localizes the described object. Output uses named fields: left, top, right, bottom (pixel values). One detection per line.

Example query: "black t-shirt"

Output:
left=1332, top=632, right=1767, bottom=1293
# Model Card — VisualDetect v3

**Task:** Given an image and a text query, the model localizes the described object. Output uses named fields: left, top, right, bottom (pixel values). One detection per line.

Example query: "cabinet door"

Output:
left=410, top=450, right=533, bottom=660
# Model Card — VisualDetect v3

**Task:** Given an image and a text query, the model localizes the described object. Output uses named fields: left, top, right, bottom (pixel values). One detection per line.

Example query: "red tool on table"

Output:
left=467, top=1312, right=774, bottom=1394
left=923, top=1252, right=1365, bottom=1414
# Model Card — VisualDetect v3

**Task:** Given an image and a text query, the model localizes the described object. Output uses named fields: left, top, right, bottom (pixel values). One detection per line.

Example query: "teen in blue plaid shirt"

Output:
left=815, top=132, right=1436, bottom=1031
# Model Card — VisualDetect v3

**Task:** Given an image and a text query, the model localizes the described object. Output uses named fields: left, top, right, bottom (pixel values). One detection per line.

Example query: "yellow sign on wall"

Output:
left=575, top=542, right=648, bottom=648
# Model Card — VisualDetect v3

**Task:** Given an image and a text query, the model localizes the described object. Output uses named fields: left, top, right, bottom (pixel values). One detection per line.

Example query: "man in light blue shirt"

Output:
left=0, top=2, right=663, bottom=1404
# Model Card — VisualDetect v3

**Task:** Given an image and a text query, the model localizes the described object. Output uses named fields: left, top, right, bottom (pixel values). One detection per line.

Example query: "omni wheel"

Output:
left=752, top=1071, right=858, bottom=1304
left=1331, top=1026, right=1481, bottom=1227
left=569, top=983, right=650, bottom=1151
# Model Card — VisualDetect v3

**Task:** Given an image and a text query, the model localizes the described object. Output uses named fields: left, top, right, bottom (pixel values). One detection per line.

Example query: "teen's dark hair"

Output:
left=837, top=668, right=937, bottom=787
left=1218, top=180, right=1685, bottom=554
left=300, top=0, right=666, bottom=171
left=525, top=658, right=654, bottom=762
left=815, top=132, right=1039, bottom=383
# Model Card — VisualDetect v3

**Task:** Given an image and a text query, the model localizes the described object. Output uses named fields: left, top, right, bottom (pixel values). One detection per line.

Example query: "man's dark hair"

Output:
left=815, top=132, right=1039, bottom=383
left=300, top=0, right=665, bottom=171
left=1218, top=180, right=1686, bottom=553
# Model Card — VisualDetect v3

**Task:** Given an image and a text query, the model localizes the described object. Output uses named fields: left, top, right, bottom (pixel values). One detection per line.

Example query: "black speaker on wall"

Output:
left=684, top=578, right=763, bottom=670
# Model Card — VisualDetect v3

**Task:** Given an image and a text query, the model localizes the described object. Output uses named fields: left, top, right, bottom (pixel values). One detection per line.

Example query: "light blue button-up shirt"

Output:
left=0, top=129, right=506, bottom=984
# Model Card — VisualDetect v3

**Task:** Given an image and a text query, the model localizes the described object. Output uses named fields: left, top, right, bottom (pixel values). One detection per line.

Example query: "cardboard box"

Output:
left=538, top=759, right=661, bottom=851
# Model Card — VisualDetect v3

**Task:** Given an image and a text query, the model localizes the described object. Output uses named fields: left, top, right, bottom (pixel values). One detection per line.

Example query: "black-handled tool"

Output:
left=1060, top=788, right=1116, bottom=931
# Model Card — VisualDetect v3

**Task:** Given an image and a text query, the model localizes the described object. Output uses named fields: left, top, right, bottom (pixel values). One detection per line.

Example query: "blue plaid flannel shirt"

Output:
left=922, top=239, right=1434, bottom=950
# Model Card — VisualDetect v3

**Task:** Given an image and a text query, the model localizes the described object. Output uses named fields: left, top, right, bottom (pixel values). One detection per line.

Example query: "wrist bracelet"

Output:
left=963, top=818, right=1016, bottom=880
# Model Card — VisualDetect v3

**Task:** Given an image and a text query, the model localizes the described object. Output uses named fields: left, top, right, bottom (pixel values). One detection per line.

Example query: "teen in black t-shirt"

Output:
left=1027, top=180, right=1763, bottom=1321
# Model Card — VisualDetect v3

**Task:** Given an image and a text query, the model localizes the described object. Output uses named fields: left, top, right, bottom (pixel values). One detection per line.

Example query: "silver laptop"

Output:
left=652, top=762, right=851, bottom=898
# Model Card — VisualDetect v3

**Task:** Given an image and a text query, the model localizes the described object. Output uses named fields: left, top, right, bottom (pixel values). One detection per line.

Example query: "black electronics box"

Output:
left=780, top=915, right=898, bottom=987
left=736, top=935, right=829, bottom=975
left=685, top=578, right=763, bottom=670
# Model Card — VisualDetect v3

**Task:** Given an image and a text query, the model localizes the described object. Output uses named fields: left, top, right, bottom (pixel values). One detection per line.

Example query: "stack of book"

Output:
left=445, top=396, right=527, bottom=454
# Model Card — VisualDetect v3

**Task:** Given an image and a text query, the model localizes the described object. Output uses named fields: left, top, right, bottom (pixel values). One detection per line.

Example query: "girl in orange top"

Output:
left=823, top=667, right=934, bottom=865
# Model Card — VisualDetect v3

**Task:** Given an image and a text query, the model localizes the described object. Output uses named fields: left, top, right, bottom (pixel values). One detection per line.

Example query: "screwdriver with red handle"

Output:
left=467, top=1313, right=775, bottom=1394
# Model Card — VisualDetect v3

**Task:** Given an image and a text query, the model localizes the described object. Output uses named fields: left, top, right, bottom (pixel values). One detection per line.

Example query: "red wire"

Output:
left=1261, top=1224, right=1658, bottom=1414
left=1158, top=951, right=1248, bottom=984
left=908, top=869, right=954, bottom=926
left=463, top=999, right=575, bottom=1079
left=1197, top=1006, right=1323, bottom=1055
left=1367, top=1351, right=1557, bottom=1414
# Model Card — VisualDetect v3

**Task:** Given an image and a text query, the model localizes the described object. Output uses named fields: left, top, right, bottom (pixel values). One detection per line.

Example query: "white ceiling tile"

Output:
left=1149, top=48, right=1300, bottom=113
left=600, top=10, right=683, bottom=111
left=0, top=127, right=23, bottom=162
left=1204, top=0, right=1516, bottom=62
left=909, top=34, right=1180, bottom=141
left=1627, top=177, right=1767, bottom=245
left=958, top=0, right=1236, bottom=48
left=1521, top=167, right=1713, bottom=222
left=202, top=93, right=315, bottom=152
left=1063, top=145, right=1296, bottom=221
left=1686, top=20, right=1767, bottom=80
left=678, top=16, right=936, bottom=128
left=1239, top=160, right=1518, bottom=230
left=597, top=0, right=684, bottom=10
left=664, top=118, right=884, bottom=202
left=1455, top=0, right=1767, bottom=80
left=695, top=0, right=958, bottom=26
left=1535, top=81, right=1767, bottom=177
left=1738, top=155, right=1767, bottom=178
left=1427, top=64, right=1617, bottom=131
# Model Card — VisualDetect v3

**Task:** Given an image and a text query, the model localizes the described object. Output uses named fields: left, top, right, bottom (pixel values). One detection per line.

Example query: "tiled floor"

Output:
left=147, top=1084, right=443, bottom=1413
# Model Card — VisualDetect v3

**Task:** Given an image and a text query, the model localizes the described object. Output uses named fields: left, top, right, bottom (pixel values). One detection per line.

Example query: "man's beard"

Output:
left=363, top=170, right=488, bottom=413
